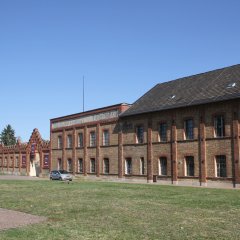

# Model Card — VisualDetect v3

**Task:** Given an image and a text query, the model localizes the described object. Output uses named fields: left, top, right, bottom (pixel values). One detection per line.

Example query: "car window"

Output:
left=59, top=170, right=69, bottom=174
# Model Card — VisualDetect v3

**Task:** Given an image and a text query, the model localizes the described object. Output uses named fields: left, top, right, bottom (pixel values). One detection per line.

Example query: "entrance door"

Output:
left=29, top=153, right=40, bottom=177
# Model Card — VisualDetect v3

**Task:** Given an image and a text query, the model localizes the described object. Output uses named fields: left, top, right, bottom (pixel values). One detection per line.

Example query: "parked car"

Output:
left=50, top=170, right=73, bottom=181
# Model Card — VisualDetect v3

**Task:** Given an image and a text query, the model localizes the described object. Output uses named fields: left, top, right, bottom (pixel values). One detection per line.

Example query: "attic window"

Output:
left=170, top=95, right=176, bottom=99
left=227, top=82, right=236, bottom=88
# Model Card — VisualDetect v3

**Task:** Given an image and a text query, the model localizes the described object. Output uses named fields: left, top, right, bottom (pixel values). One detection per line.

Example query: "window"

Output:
left=103, top=158, right=109, bottom=174
left=159, top=157, right=167, bottom=176
left=184, top=119, right=194, bottom=140
left=58, top=136, right=63, bottom=149
left=67, top=159, right=72, bottom=172
left=90, top=158, right=96, bottom=173
left=140, top=157, right=144, bottom=175
left=125, top=158, right=132, bottom=175
left=103, top=130, right=110, bottom=146
left=58, top=158, right=62, bottom=170
left=22, top=156, right=26, bottom=168
left=185, top=156, right=194, bottom=176
left=159, top=123, right=167, bottom=142
left=15, top=156, right=19, bottom=168
left=214, top=115, right=225, bottom=137
left=90, top=131, right=96, bottom=147
left=136, top=126, right=144, bottom=144
left=67, top=135, right=73, bottom=148
left=216, top=155, right=227, bottom=177
left=78, top=158, right=83, bottom=173
left=43, top=155, right=49, bottom=168
left=78, top=133, right=84, bottom=148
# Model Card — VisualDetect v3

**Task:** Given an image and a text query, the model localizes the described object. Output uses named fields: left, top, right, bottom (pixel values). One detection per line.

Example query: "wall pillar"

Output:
left=49, top=123, right=53, bottom=172
left=147, top=118, right=153, bottom=183
left=96, top=123, right=100, bottom=177
left=232, top=106, right=240, bottom=186
left=62, top=129, right=66, bottom=170
left=7, top=152, right=9, bottom=172
left=84, top=126, right=88, bottom=176
left=199, top=110, right=207, bottom=186
left=72, top=128, right=76, bottom=175
left=13, top=153, right=15, bottom=173
left=1, top=153, right=3, bottom=171
left=19, top=152, right=22, bottom=173
left=26, top=152, right=30, bottom=176
left=171, top=119, right=178, bottom=184
left=118, top=125, right=123, bottom=178
left=39, top=150, right=43, bottom=175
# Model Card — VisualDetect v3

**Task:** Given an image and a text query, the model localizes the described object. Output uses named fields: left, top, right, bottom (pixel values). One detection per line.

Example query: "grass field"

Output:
left=0, top=180, right=240, bottom=240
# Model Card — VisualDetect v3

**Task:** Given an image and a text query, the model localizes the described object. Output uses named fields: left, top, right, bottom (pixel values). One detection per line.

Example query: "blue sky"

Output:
left=0, top=0, right=240, bottom=141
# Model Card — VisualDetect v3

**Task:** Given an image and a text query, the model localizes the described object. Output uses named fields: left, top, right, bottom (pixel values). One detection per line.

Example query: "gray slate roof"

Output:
left=121, top=64, right=240, bottom=117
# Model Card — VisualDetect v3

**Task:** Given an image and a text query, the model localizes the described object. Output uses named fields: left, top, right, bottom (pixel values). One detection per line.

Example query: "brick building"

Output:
left=50, top=64, right=240, bottom=188
left=0, top=129, right=50, bottom=177
left=50, top=104, right=131, bottom=177
left=1, top=64, right=240, bottom=188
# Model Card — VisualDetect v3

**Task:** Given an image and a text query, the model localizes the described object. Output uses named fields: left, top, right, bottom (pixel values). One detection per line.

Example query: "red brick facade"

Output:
left=0, top=129, right=50, bottom=177
left=49, top=100, right=240, bottom=188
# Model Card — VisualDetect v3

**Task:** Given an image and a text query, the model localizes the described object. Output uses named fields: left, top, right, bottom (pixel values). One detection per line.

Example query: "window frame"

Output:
left=185, top=156, right=194, bottom=177
left=216, top=155, right=227, bottom=178
left=184, top=118, right=194, bottom=140
left=67, top=134, right=73, bottom=148
left=58, top=158, right=62, bottom=170
left=159, top=122, right=167, bottom=142
left=103, top=158, right=110, bottom=174
left=57, top=135, right=63, bottom=149
left=90, top=158, right=96, bottom=173
left=125, top=158, right=132, bottom=175
left=136, top=125, right=144, bottom=144
left=67, top=158, right=72, bottom=172
left=102, top=129, right=110, bottom=146
left=140, top=157, right=144, bottom=175
left=214, top=115, right=225, bottom=138
left=89, top=131, right=96, bottom=147
left=78, top=158, right=83, bottom=173
left=78, top=132, right=84, bottom=148
left=159, top=157, right=167, bottom=176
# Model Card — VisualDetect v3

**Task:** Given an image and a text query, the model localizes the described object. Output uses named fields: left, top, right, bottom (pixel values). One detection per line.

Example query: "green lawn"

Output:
left=0, top=180, right=240, bottom=240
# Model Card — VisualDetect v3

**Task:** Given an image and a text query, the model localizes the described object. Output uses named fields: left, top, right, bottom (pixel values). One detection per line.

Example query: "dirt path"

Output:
left=0, top=208, right=47, bottom=231
left=0, top=175, right=47, bottom=180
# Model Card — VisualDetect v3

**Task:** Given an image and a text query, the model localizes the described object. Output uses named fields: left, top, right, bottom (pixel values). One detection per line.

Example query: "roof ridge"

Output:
left=121, top=64, right=240, bottom=117
left=157, top=64, right=240, bottom=86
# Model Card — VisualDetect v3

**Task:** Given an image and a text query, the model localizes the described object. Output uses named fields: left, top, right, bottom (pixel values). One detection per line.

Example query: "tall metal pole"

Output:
left=83, top=76, right=85, bottom=112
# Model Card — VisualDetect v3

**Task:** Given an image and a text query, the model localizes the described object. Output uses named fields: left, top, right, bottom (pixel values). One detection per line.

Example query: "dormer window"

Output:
left=227, top=82, right=236, bottom=88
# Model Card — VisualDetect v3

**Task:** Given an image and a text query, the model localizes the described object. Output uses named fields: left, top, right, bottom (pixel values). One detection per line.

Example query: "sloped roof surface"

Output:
left=121, top=64, right=240, bottom=117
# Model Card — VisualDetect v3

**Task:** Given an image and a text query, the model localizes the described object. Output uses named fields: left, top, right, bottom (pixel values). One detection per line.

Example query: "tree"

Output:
left=0, top=124, right=17, bottom=146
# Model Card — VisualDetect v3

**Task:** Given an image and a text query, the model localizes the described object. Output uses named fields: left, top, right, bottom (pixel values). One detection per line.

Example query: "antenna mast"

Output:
left=83, top=76, right=85, bottom=112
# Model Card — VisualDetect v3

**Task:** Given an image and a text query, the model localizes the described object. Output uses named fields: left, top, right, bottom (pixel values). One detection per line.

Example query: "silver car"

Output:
left=50, top=170, right=73, bottom=181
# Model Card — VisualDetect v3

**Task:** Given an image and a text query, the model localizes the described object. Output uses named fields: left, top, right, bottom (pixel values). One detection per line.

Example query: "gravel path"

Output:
left=0, top=175, right=47, bottom=180
left=0, top=208, right=47, bottom=231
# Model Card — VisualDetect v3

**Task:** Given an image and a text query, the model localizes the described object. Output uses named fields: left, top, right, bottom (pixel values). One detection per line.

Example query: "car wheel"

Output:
left=50, top=177, right=53, bottom=180
left=59, top=177, right=63, bottom=181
